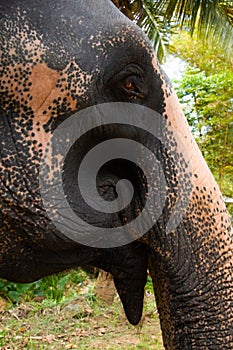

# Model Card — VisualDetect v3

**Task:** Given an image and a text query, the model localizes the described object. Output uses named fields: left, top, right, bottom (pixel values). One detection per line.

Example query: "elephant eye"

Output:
left=125, top=81, right=135, bottom=91
left=107, top=64, right=146, bottom=100
left=123, top=76, right=145, bottom=99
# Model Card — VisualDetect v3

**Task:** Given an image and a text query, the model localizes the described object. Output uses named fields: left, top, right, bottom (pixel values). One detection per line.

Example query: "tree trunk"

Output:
left=94, top=270, right=116, bottom=304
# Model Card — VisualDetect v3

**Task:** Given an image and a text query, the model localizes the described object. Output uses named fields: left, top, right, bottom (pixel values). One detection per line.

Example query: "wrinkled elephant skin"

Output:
left=0, top=1, right=232, bottom=349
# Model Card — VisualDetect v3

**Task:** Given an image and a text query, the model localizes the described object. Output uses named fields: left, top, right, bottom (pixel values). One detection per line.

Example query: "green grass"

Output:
left=0, top=270, right=164, bottom=349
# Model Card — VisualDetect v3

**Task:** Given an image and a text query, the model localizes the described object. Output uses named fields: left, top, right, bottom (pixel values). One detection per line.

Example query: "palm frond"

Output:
left=112, top=0, right=179, bottom=62
left=111, top=0, right=233, bottom=59
left=201, top=2, right=233, bottom=54
left=151, top=1, right=233, bottom=43
left=219, top=1, right=233, bottom=26
left=136, top=1, right=175, bottom=62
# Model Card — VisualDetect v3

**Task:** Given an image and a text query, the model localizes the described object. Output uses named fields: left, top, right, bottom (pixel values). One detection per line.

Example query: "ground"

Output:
left=0, top=271, right=164, bottom=349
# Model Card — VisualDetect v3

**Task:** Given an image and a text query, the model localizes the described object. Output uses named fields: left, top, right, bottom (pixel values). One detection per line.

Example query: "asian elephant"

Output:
left=0, top=0, right=232, bottom=349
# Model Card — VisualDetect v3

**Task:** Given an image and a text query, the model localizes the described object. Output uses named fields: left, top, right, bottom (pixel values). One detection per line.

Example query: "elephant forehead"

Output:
left=1, top=27, right=92, bottom=149
left=1, top=1, right=153, bottom=154
left=0, top=0, right=150, bottom=71
left=1, top=0, right=151, bottom=116
left=1, top=56, right=92, bottom=118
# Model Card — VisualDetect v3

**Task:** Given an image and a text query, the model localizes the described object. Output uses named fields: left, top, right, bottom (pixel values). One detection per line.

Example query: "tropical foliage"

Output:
left=112, top=0, right=233, bottom=61
left=172, top=32, right=233, bottom=215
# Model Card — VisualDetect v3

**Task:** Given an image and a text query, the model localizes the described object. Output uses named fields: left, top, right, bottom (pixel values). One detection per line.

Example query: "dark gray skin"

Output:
left=0, top=1, right=232, bottom=349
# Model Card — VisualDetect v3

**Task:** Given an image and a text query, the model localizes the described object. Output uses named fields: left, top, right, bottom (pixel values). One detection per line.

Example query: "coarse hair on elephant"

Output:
left=0, top=1, right=232, bottom=349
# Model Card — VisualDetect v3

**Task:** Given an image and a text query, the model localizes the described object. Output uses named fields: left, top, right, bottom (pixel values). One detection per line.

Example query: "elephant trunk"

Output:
left=147, top=61, right=233, bottom=349
left=149, top=229, right=233, bottom=349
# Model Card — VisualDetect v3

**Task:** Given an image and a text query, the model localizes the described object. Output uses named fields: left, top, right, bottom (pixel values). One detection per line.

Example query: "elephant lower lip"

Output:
left=95, top=242, right=148, bottom=325
left=114, top=276, right=146, bottom=325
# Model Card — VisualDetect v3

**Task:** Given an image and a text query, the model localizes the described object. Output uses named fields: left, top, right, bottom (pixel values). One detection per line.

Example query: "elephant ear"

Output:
left=112, top=243, right=148, bottom=325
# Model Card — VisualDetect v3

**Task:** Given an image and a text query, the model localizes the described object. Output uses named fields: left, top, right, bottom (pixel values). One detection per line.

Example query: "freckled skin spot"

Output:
left=0, top=1, right=232, bottom=349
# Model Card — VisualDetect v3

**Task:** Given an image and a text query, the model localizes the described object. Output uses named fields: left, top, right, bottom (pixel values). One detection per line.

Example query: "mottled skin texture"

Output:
left=0, top=1, right=232, bottom=349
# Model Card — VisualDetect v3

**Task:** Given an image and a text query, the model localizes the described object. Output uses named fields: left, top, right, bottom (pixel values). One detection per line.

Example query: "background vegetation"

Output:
left=112, top=0, right=233, bottom=62
left=0, top=271, right=163, bottom=349
left=171, top=31, right=233, bottom=216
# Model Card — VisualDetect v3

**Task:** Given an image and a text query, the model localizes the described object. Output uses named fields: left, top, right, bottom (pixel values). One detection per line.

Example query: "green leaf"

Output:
left=57, top=274, right=71, bottom=290
left=112, top=1, right=233, bottom=59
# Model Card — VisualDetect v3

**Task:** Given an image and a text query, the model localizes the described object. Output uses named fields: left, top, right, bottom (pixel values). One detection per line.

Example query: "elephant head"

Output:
left=0, top=0, right=232, bottom=348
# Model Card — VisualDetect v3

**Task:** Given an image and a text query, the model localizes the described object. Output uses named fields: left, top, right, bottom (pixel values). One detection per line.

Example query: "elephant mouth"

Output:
left=59, top=122, right=156, bottom=324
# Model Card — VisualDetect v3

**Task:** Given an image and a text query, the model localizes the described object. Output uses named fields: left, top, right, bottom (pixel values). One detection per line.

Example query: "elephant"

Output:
left=0, top=0, right=232, bottom=349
